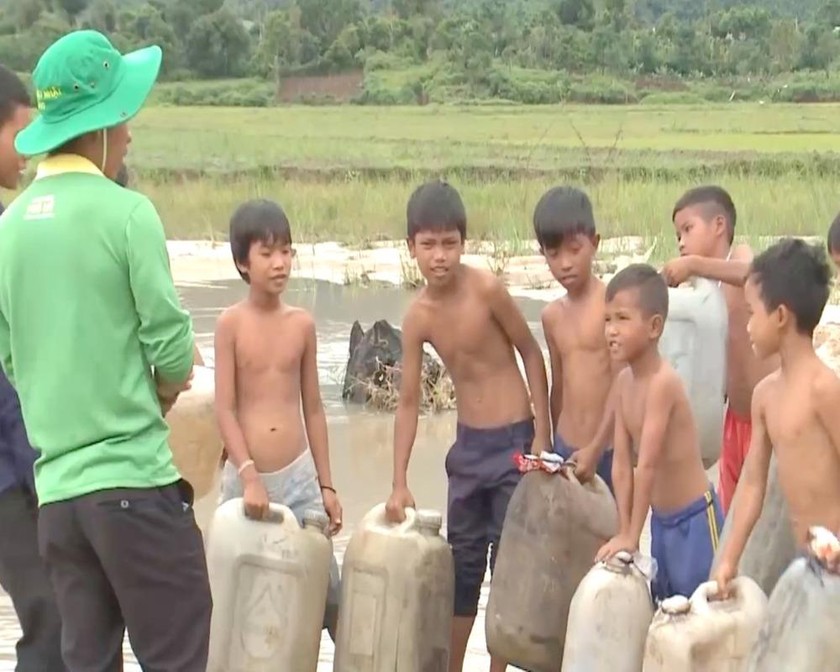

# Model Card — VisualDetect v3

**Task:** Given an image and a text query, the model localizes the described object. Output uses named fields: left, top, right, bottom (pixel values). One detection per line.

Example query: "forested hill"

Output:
left=3, top=0, right=840, bottom=107
left=222, top=0, right=828, bottom=22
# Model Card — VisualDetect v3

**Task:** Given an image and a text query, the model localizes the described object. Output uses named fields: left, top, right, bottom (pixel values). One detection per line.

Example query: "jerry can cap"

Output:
left=416, top=509, right=443, bottom=532
left=303, top=510, right=329, bottom=531
left=660, top=595, right=691, bottom=615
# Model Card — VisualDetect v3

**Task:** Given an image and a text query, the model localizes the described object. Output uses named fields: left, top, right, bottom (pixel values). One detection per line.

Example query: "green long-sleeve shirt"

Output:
left=0, top=155, right=194, bottom=505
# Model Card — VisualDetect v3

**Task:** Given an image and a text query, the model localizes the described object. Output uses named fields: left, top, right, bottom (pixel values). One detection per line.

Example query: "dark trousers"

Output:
left=445, top=419, right=535, bottom=617
left=38, top=481, right=212, bottom=672
left=0, top=486, right=65, bottom=671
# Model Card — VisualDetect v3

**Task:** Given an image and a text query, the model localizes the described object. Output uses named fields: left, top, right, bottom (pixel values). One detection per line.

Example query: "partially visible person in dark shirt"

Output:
left=0, top=63, right=65, bottom=671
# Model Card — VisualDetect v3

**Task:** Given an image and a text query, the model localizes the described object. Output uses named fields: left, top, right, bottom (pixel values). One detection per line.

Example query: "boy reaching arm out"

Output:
left=712, top=239, right=840, bottom=594
left=661, top=186, right=779, bottom=515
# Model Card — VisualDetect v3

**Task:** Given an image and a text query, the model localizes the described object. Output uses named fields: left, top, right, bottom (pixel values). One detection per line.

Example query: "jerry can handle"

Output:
left=559, top=463, right=580, bottom=485
left=692, top=579, right=735, bottom=611
left=240, top=501, right=289, bottom=524
left=367, top=502, right=419, bottom=532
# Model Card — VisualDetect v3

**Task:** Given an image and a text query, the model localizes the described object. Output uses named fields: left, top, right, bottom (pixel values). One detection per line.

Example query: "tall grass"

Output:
left=18, top=103, right=840, bottom=252
left=142, top=173, right=837, bottom=256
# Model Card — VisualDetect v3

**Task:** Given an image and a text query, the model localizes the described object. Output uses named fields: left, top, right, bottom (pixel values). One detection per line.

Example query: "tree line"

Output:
left=2, top=0, right=840, bottom=104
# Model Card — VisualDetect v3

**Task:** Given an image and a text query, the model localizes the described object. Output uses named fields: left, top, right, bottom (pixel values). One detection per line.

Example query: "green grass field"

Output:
left=98, top=103, right=840, bottom=251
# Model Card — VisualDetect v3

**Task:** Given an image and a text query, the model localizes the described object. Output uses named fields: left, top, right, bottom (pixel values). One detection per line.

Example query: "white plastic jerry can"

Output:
left=643, top=576, right=767, bottom=672
left=562, top=551, right=654, bottom=672
left=745, top=527, right=840, bottom=672
left=206, top=499, right=333, bottom=672
left=334, top=503, right=454, bottom=672
left=660, top=277, right=728, bottom=468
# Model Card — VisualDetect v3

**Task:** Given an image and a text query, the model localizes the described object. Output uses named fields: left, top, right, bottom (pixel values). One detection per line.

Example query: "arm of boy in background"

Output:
left=607, top=376, right=633, bottom=539
left=300, top=314, right=343, bottom=536
left=488, top=277, right=551, bottom=455
left=386, top=309, right=424, bottom=523
left=711, top=382, right=772, bottom=595
left=812, top=373, right=840, bottom=573
left=662, top=243, right=752, bottom=288
left=597, top=373, right=675, bottom=561
left=575, top=359, right=625, bottom=483
left=541, top=305, right=562, bottom=433
left=126, top=200, right=195, bottom=403
left=214, top=310, right=269, bottom=520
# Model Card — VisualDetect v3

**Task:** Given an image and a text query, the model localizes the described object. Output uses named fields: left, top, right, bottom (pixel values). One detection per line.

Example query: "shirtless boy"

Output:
left=596, top=264, right=724, bottom=602
left=385, top=180, right=551, bottom=672
left=713, top=239, right=840, bottom=591
left=662, top=186, right=778, bottom=514
left=214, top=199, right=344, bottom=638
left=536, top=186, right=621, bottom=492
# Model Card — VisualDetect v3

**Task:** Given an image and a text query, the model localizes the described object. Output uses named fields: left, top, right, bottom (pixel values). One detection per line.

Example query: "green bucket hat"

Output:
left=15, top=30, right=162, bottom=157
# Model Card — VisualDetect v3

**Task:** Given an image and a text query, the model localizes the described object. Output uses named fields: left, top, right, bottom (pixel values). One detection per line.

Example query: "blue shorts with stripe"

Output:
left=650, top=487, right=723, bottom=603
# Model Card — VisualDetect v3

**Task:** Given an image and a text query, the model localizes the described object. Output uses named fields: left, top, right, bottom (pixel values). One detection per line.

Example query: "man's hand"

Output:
left=385, top=485, right=415, bottom=523
left=709, top=559, right=737, bottom=600
left=661, top=256, right=696, bottom=287
left=595, top=533, right=638, bottom=563
left=322, top=489, right=343, bottom=536
left=242, top=478, right=270, bottom=520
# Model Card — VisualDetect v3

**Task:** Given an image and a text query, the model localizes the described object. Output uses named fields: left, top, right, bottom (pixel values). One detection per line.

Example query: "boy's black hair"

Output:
left=749, top=237, right=831, bottom=337
left=406, top=180, right=466, bottom=240
left=0, top=65, right=30, bottom=127
left=533, top=186, right=596, bottom=249
left=827, top=211, right=840, bottom=253
left=606, top=263, right=669, bottom=320
left=672, top=185, right=737, bottom=244
left=229, top=199, right=292, bottom=283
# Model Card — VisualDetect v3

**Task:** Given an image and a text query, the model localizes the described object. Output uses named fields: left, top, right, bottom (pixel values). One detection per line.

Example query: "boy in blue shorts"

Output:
left=535, top=186, right=621, bottom=493
left=385, top=180, right=551, bottom=672
left=595, top=263, right=723, bottom=602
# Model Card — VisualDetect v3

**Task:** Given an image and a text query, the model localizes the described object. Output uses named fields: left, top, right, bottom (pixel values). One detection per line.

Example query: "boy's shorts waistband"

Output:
left=724, top=402, right=751, bottom=424
left=455, top=418, right=535, bottom=443
left=652, top=487, right=717, bottom=527
left=223, top=448, right=310, bottom=479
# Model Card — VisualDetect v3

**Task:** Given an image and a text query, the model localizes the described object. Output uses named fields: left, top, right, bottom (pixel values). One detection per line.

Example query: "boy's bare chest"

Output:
left=764, top=389, right=821, bottom=450
left=424, top=303, right=499, bottom=363
left=234, top=329, right=304, bottom=375
left=554, top=307, right=607, bottom=355
left=620, top=383, right=649, bottom=445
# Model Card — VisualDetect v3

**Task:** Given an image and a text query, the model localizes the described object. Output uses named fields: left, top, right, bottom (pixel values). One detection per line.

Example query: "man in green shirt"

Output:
left=0, top=31, right=211, bottom=670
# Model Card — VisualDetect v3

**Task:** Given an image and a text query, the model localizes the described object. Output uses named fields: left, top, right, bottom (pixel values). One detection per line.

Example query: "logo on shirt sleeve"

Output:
left=24, top=195, right=55, bottom=221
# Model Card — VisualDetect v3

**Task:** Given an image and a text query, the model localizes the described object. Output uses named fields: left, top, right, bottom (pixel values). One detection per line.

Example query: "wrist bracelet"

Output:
left=237, top=459, right=255, bottom=475
left=320, top=484, right=336, bottom=494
